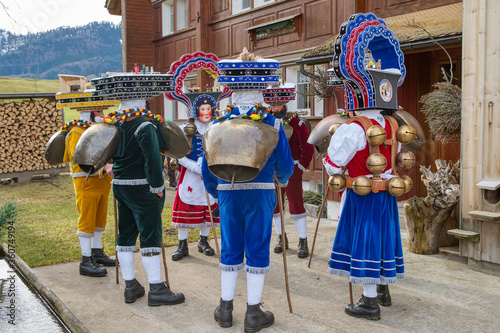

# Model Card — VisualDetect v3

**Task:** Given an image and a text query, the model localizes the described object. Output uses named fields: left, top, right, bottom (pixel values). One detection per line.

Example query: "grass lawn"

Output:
left=0, top=174, right=217, bottom=267
left=0, top=76, right=60, bottom=93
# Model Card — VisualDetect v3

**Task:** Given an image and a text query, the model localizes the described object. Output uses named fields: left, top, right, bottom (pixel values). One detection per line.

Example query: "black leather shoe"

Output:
left=79, top=256, right=107, bottom=277
left=124, top=278, right=145, bottom=303
left=377, top=284, right=392, bottom=306
left=273, top=233, right=288, bottom=254
left=91, top=248, right=116, bottom=266
left=345, top=295, right=381, bottom=320
left=297, top=238, right=309, bottom=258
left=214, top=298, right=233, bottom=327
left=171, top=239, right=189, bottom=261
left=198, top=236, right=215, bottom=256
left=148, top=282, right=185, bottom=306
left=244, top=303, right=274, bottom=333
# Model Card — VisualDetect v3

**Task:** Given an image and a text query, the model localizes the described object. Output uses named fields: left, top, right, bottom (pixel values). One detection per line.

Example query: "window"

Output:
left=176, top=0, right=188, bottom=31
left=233, top=0, right=274, bottom=15
left=296, top=69, right=311, bottom=114
left=162, top=0, right=188, bottom=36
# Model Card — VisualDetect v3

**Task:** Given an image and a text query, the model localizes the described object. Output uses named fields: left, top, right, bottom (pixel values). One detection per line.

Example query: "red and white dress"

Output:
left=171, top=120, right=219, bottom=228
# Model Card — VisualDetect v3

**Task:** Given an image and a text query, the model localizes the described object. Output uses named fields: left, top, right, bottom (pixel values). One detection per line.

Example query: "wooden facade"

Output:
left=106, top=0, right=463, bottom=210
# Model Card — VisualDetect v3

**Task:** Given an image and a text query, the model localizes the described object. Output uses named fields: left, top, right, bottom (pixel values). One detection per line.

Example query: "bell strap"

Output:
left=383, top=115, right=400, bottom=175
left=346, top=115, right=380, bottom=154
left=345, top=176, right=388, bottom=193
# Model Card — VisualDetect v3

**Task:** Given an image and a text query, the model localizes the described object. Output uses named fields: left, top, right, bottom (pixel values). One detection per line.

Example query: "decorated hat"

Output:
left=262, top=83, right=296, bottom=105
left=56, top=91, right=120, bottom=112
left=90, top=74, right=175, bottom=101
left=217, top=48, right=280, bottom=91
left=164, top=51, right=232, bottom=118
left=332, top=13, right=406, bottom=111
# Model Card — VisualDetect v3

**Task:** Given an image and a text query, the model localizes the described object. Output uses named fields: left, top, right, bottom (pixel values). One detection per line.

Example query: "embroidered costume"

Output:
left=203, top=50, right=294, bottom=331
left=171, top=97, right=220, bottom=260
left=322, top=13, right=417, bottom=320
left=62, top=114, right=116, bottom=277
left=264, top=84, right=315, bottom=258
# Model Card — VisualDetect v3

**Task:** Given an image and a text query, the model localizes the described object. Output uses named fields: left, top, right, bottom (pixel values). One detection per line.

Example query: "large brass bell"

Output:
left=170, top=159, right=181, bottom=170
left=387, top=177, right=406, bottom=196
left=366, top=153, right=387, bottom=176
left=366, top=125, right=386, bottom=146
left=352, top=176, right=372, bottom=196
left=397, top=151, right=416, bottom=169
left=328, top=123, right=342, bottom=137
left=396, top=124, right=416, bottom=144
left=328, top=174, right=346, bottom=192
left=183, top=121, right=197, bottom=136
left=401, top=175, right=413, bottom=193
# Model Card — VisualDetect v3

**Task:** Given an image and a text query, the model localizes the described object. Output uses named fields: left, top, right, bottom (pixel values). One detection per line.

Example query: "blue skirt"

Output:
left=328, top=189, right=405, bottom=284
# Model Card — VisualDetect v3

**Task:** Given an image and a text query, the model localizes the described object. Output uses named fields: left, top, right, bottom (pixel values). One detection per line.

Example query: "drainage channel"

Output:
left=0, top=243, right=89, bottom=332
left=0, top=253, right=70, bottom=332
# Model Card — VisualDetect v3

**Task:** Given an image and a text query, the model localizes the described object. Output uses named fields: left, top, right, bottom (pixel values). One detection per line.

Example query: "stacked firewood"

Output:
left=0, top=99, right=64, bottom=174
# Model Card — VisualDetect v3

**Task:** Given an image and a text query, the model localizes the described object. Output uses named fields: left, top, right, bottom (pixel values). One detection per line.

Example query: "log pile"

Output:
left=0, top=99, right=64, bottom=174
left=403, top=159, right=460, bottom=254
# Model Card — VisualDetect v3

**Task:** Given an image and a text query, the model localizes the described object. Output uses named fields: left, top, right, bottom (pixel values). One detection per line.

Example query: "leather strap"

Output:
left=345, top=176, right=388, bottom=193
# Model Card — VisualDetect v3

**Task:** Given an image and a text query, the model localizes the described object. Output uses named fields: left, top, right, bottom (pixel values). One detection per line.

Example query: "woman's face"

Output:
left=198, top=104, right=213, bottom=123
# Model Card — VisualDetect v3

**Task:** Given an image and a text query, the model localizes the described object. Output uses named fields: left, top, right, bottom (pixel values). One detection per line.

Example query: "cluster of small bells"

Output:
left=327, top=122, right=417, bottom=197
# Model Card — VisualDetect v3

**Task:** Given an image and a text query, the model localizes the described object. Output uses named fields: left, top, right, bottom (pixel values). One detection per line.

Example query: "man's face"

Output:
left=198, top=104, right=212, bottom=123
left=271, top=104, right=286, bottom=118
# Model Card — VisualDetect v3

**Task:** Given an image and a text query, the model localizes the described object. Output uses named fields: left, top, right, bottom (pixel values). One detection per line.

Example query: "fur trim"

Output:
left=171, top=222, right=206, bottom=228
left=219, top=263, right=245, bottom=272
left=94, top=227, right=105, bottom=232
left=139, top=247, right=161, bottom=254
left=134, top=121, right=156, bottom=137
left=217, top=183, right=275, bottom=191
left=245, top=265, right=271, bottom=274
left=116, top=245, right=137, bottom=252
left=112, top=178, right=149, bottom=185
left=76, top=231, right=94, bottom=238
left=290, top=212, right=307, bottom=219
left=150, top=184, right=165, bottom=193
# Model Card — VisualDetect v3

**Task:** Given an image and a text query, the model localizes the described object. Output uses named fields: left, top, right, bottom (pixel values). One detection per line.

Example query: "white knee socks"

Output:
left=247, top=272, right=265, bottom=306
left=178, top=227, right=189, bottom=241
left=293, top=216, right=307, bottom=239
left=142, top=254, right=162, bottom=284
left=117, top=251, right=135, bottom=281
left=79, top=236, right=91, bottom=257
left=221, top=270, right=239, bottom=301
left=363, top=284, right=377, bottom=298
left=91, top=230, right=103, bottom=249
left=200, top=226, right=211, bottom=237
left=273, top=215, right=283, bottom=235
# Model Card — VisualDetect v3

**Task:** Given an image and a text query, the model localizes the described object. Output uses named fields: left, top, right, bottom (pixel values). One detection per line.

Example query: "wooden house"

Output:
left=105, top=0, right=463, bottom=207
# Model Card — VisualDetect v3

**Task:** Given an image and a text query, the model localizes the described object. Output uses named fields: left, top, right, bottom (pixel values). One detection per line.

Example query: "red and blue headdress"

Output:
left=332, top=12, right=406, bottom=111
left=165, top=51, right=232, bottom=118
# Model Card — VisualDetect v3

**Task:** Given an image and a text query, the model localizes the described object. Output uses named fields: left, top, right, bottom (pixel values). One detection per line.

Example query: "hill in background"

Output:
left=0, top=22, right=122, bottom=80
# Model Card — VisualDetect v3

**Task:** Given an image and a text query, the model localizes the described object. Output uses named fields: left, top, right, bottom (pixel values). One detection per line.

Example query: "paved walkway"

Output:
left=32, top=206, right=500, bottom=333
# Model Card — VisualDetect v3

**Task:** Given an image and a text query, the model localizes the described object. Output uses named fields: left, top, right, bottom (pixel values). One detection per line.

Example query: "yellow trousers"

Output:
left=73, top=176, right=112, bottom=235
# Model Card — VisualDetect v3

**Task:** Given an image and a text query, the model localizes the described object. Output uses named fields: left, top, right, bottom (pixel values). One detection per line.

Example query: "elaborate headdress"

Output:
left=164, top=51, right=232, bottom=118
left=217, top=48, right=280, bottom=91
left=262, top=83, right=296, bottom=105
left=331, top=12, right=406, bottom=111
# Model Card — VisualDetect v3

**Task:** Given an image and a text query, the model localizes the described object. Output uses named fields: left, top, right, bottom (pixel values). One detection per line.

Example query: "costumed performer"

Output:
left=63, top=110, right=116, bottom=277
left=171, top=97, right=220, bottom=261
left=266, top=84, right=314, bottom=258
left=110, top=99, right=185, bottom=306
left=202, top=91, right=294, bottom=332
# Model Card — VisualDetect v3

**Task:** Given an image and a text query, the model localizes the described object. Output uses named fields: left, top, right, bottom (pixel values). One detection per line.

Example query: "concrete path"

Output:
left=32, top=207, right=500, bottom=333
